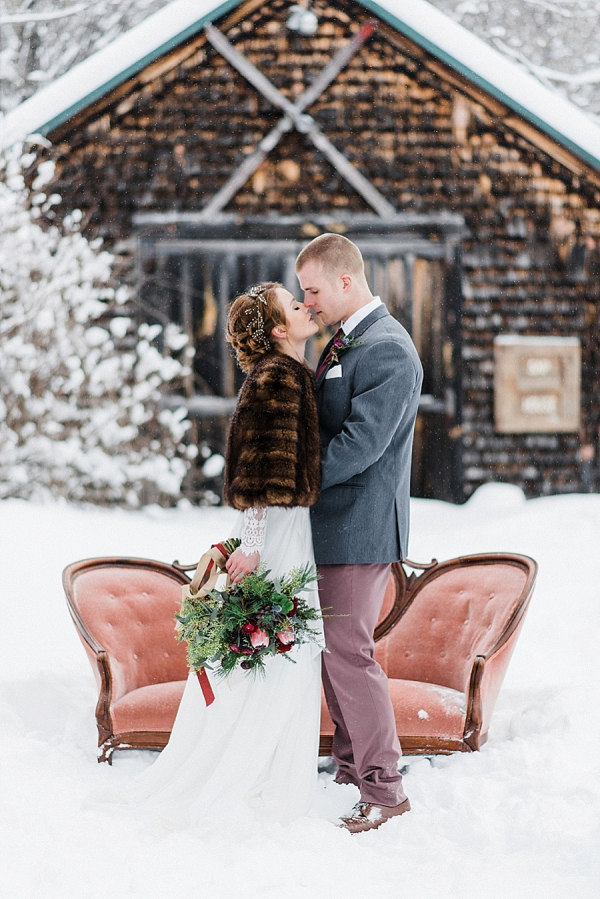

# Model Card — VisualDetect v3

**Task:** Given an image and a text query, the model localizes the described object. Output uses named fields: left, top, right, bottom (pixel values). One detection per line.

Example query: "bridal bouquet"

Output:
left=175, top=538, right=321, bottom=677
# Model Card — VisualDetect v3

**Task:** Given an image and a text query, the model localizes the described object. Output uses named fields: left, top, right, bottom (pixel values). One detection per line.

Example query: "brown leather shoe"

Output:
left=338, top=798, right=411, bottom=833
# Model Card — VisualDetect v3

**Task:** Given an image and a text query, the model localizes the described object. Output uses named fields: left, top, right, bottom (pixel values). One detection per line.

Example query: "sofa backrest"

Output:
left=65, top=559, right=190, bottom=699
left=378, top=557, right=532, bottom=693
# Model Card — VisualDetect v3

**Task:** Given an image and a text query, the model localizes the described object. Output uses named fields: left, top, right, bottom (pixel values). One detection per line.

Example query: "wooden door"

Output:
left=137, top=228, right=463, bottom=502
left=360, top=245, right=462, bottom=502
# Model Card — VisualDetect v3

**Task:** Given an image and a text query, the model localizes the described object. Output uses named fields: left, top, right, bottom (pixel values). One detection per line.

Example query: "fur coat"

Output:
left=224, top=353, right=321, bottom=510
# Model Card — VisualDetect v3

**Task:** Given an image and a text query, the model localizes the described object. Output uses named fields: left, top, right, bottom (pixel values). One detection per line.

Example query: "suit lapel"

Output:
left=315, top=305, right=390, bottom=389
left=348, top=304, right=389, bottom=338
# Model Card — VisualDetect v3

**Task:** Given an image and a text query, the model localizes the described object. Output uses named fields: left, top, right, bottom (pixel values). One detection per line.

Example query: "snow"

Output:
left=430, top=1, right=600, bottom=119
left=1, top=483, right=599, bottom=897
left=0, top=0, right=220, bottom=150
left=1, top=0, right=600, bottom=173
left=375, top=0, right=600, bottom=167
left=202, top=453, right=226, bottom=478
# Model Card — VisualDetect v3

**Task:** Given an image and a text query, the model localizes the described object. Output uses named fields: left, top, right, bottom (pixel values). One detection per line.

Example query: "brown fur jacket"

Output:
left=224, top=353, right=321, bottom=510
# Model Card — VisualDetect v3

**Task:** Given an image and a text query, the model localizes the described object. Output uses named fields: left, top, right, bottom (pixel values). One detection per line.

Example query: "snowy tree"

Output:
left=430, top=0, right=600, bottom=120
left=0, top=147, right=195, bottom=505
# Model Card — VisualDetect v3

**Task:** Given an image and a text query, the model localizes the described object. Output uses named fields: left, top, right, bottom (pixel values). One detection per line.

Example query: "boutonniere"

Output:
left=330, top=333, right=367, bottom=365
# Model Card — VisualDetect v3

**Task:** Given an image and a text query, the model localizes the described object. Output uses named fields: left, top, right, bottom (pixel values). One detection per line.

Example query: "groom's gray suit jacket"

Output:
left=311, top=305, right=423, bottom=565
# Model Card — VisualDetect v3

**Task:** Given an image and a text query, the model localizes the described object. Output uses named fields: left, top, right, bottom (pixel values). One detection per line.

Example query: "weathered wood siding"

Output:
left=32, top=0, right=600, bottom=498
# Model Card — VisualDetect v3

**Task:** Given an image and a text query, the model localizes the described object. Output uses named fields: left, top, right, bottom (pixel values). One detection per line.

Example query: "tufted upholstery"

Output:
left=111, top=681, right=186, bottom=733
left=319, top=554, right=537, bottom=755
left=320, top=678, right=467, bottom=742
left=63, top=558, right=190, bottom=762
left=380, top=564, right=527, bottom=690
left=64, top=552, right=536, bottom=762
left=70, top=565, right=188, bottom=699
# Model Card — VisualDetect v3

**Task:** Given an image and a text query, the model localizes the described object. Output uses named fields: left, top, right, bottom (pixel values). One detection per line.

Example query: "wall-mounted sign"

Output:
left=494, top=335, right=580, bottom=433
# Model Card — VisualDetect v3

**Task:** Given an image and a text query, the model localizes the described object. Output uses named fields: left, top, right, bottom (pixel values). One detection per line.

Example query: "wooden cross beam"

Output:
left=199, top=22, right=396, bottom=220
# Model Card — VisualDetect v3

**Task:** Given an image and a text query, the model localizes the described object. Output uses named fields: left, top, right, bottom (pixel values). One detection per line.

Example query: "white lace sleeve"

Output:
left=240, top=507, right=267, bottom=556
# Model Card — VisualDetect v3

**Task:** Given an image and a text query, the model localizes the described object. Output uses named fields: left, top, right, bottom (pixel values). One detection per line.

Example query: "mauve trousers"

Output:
left=319, top=563, right=407, bottom=807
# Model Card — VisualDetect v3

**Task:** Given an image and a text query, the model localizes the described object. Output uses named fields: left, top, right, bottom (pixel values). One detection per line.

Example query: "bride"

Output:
left=128, top=282, right=324, bottom=828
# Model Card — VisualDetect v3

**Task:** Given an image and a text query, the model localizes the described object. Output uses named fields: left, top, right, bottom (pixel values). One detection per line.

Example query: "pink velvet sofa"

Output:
left=63, top=552, right=536, bottom=763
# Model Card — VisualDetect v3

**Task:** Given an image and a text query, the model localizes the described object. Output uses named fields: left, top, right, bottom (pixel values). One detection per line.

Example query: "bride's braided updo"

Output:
left=226, top=282, right=286, bottom=372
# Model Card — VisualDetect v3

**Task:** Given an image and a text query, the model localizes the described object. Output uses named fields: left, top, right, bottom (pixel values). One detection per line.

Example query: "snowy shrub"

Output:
left=0, top=149, right=194, bottom=506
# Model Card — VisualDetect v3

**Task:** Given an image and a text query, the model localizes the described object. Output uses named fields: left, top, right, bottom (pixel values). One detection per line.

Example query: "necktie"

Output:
left=315, top=328, right=344, bottom=380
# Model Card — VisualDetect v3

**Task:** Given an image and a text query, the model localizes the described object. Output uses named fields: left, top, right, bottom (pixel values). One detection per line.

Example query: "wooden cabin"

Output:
left=2, top=0, right=600, bottom=502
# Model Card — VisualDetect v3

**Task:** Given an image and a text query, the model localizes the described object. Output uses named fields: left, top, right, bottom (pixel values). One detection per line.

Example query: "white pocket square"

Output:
left=325, top=365, right=343, bottom=379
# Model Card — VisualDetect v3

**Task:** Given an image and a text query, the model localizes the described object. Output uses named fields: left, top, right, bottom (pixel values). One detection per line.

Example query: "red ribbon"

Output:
left=192, top=541, right=231, bottom=707
left=196, top=667, right=215, bottom=706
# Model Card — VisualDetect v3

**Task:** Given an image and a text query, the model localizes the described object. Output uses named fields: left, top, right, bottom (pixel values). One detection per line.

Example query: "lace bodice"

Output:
left=240, top=507, right=267, bottom=556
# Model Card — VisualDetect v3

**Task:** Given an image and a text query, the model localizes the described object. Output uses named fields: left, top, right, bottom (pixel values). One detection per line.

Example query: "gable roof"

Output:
left=1, top=0, right=599, bottom=174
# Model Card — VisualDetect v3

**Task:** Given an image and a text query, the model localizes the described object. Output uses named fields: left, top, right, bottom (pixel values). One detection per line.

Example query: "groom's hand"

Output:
left=226, top=547, right=260, bottom=582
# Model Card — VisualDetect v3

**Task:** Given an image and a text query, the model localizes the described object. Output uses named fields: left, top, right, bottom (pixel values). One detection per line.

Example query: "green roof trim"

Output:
left=38, top=0, right=243, bottom=137
left=28, top=0, right=600, bottom=173
left=358, top=0, right=600, bottom=171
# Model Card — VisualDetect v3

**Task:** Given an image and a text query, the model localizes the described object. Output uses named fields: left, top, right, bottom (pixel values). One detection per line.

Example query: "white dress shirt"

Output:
left=341, top=296, right=383, bottom=335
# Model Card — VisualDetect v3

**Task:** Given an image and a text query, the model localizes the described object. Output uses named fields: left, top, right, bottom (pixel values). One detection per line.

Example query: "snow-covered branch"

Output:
left=493, top=37, right=600, bottom=90
left=525, top=64, right=600, bottom=87
left=433, top=0, right=600, bottom=117
left=518, top=0, right=574, bottom=18
left=0, top=4, right=88, bottom=26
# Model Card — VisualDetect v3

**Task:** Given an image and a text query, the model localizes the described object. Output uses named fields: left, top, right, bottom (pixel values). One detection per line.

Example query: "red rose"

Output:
left=333, top=335, right=345, bottom=349
left=229, top=643, right=241, bottom=653
left=242, top=622, right=256, bottom=634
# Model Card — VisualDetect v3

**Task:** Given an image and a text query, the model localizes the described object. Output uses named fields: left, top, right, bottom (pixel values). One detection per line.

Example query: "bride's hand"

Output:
left=226, top=547, right=260, bottom=582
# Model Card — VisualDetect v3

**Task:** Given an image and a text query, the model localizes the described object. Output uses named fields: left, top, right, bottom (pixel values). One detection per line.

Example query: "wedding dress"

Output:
left=126, top=505, right=324, bottom=829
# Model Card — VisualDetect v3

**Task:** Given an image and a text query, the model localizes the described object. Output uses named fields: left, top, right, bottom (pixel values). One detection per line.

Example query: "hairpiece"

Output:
left=248, top=285, right=268, bottom=305
left=245, top=284, right=270, bottom=351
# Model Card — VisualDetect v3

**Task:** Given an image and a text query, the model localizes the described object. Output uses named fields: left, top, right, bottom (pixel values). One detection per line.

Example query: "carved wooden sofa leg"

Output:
left=98, top=739, right=118, bottom=765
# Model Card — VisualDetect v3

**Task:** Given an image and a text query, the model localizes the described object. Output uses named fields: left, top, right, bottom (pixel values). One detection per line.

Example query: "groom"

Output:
left=296, top=234, right=423, bottom=833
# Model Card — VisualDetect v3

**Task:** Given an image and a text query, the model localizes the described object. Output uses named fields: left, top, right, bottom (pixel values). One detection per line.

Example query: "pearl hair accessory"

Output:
left=246, top=285, right=271, bottom=350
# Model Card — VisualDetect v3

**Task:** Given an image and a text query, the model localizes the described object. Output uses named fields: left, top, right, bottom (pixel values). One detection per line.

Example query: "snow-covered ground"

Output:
left=1, top=484, right=599, bottom=898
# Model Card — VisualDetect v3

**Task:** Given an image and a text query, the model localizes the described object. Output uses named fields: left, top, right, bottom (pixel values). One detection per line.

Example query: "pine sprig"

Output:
left=278, top=563, right=319, bottom=597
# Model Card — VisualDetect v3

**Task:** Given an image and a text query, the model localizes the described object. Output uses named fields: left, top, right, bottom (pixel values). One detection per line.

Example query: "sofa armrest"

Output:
left=463, top=627, right=524, bottom=750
